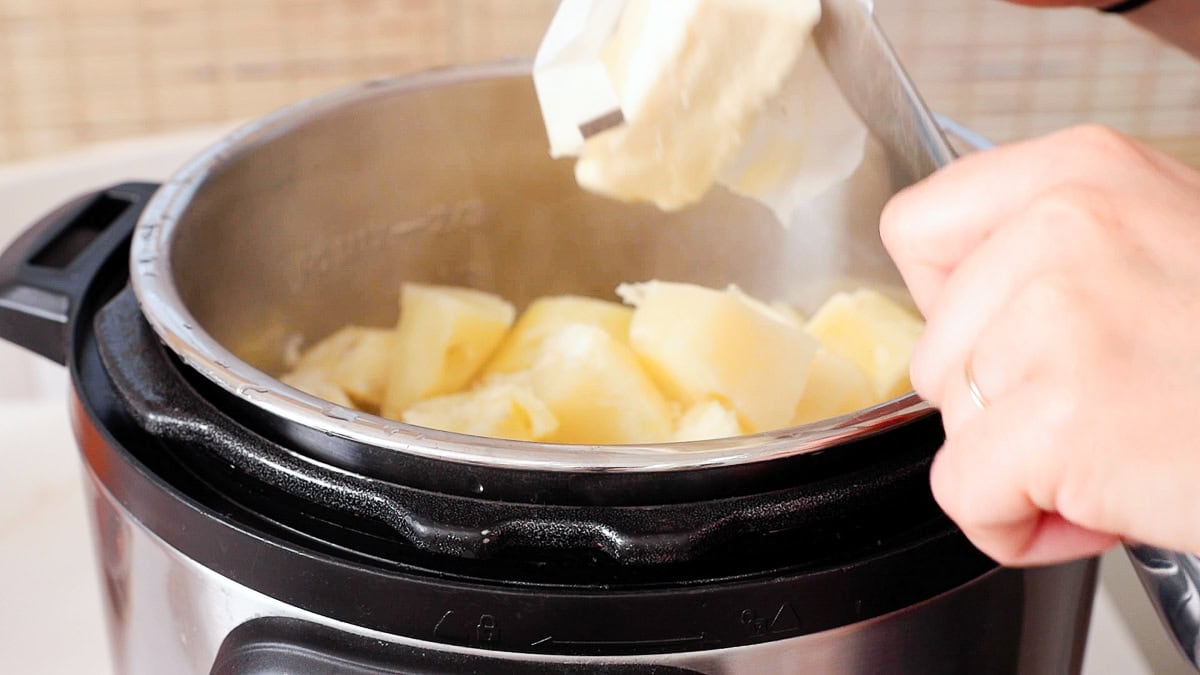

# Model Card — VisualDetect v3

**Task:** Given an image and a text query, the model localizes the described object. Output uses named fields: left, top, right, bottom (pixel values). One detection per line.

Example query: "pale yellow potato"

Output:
left=282, top=280, right=920, bottom=443
left=805, top=289, right=924, bottom=400
left=330, top=329, right=395, bottom=410
left=791, top=349, right=876, bottom=425
left=286, top=326, right=396, bottom=408
left=527, top=323, right=675, bottom=445
left=673, top=399, right=743, bottom=442
left=382, top=284, right=515, bottom=419
left=402, top=375, right=558, bottom=442
left=769, top=300, right=806, bottom=328
left=280, top=368, right=355, bottom=408
left=483, top=295, right=633, bottom=377
left=292, top=326, right=369, bottom=372
left=617, top=281, right=820, bottom=433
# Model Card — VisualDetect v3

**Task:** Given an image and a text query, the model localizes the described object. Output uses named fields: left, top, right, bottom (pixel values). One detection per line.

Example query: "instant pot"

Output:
left=0, top=62, right=1099, bottom=674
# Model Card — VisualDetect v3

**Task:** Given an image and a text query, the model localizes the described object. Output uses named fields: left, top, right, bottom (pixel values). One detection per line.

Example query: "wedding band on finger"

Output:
left=965, top=360, right=990, bottom=410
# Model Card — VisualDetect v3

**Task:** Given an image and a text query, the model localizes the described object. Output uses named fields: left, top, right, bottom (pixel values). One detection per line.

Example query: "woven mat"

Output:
left=2, top=0, right=1198, bottom=165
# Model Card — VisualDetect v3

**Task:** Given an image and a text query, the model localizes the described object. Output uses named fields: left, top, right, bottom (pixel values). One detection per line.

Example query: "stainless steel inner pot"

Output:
left=130, top=60, right=958, bottom=472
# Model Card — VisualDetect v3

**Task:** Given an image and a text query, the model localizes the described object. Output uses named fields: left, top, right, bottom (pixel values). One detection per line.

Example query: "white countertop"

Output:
left=0, top=128, right=1159, bottom=675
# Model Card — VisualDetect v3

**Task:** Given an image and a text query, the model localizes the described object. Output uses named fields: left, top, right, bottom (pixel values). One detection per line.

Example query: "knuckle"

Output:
left=880, top=188, right=919, bottom=256
left=1014, top=274, right=1079, bottom=325
left=1057, top=124, right=1147, bottom=166
left=1021, top=185, right=1119, bottom=259
left=1036, top=386, right=1081, bottom=446
left=1053, top=463, right=1112, bottom=532
left=908, top=337, right=941, bottom=402
left=1011, top=275, right=1105, bottom=372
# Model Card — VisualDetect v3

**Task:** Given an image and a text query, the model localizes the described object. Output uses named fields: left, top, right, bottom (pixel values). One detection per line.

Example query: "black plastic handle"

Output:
left=0, top=182, right=158, bottom=364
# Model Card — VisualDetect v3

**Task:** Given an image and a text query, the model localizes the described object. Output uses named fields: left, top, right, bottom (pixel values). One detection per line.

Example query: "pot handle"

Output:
left=0, top=182, right=158, bottom=364
left=210, top=617, right=704, bottom=674
left=1124, top=544, right=1200, bottom=669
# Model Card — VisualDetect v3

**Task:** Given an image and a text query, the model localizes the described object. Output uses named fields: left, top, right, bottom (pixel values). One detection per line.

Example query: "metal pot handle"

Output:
left=1125, top=545, right=1200, bottom=669
left=0, top=182, right=157, bottom=364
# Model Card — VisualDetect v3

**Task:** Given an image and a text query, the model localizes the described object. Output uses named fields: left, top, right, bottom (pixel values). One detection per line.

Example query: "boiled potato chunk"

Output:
left=791, top=349, right=876, bottom=425
left=805, top=289, right=923, bottom=399
left=618, top=281, right=820, bottom=432
left=673, top=400, right=743, bottom=442
left=291, top=326, right=366, bottom=371
left=402, top=376, right=558, bottom=442
left=483, top=295, right=633, bottom=376
left=281, top=368, right=355, bottom=408
left=769, top=301, right=806, bottom=328
left=382, top=284, right=515, bottom=419
left=527, top=323, right=674, bottom=444
left=724, top=285, right=802, bottom=329
left=285, top=327, right=388, bottom=407
left=331, top=330, right=395, bottom=409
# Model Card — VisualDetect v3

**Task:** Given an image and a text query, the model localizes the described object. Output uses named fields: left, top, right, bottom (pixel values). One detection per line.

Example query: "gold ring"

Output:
left=965, top=361, right=989, bottom=410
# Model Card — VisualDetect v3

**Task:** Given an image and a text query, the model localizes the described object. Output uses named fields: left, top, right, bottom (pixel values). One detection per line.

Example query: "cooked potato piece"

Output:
left=791, top=349, right=876, bottom=425
left=382, top=284, right=515, bottom=419
left=483, top=295, right=633, bottom=376
left=280, top=368, right=355, bottom=408
left=402, top=375, right=558, bottom=442
left=281, top=278, right=921, bottom=444
left=769, top=300, right=806, bottom=328
left=618, top=281, right=820, bottom=433
left=293, top=326, right=368, bottom=371
left=332, top=330, right=394, bottom=409
left=805, top=289, right=923, bottom=399
left=527, top=323, right=675, bottom=444
left=673, top=399, right=743, bottom=442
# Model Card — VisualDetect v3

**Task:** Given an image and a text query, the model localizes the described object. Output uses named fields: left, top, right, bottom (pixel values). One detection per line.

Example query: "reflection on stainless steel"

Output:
left=1126, top=545, right=1200, bottom=669
left=813, top=0, right=957, bottom=186
left=128, top=57, right=943, bottom=473
left=84, top=469, right=1098, bottom=675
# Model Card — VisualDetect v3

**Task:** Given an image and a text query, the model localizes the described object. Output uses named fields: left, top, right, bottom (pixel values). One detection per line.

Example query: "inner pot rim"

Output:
left=130, top=58, right=963, bottom=473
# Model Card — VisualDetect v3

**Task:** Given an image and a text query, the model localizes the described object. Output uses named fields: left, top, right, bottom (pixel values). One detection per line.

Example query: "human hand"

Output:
left=880, top=125, right=1200, bottom=566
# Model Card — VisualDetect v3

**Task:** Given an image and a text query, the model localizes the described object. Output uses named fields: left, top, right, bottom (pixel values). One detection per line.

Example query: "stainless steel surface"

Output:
left=129, top=54, right=944, bottom=473
left=1126, top=546, right=1200, bottom=670
left=84, top=465, right=1099, bottom=675
left=813, top=0, right=957, bottom=185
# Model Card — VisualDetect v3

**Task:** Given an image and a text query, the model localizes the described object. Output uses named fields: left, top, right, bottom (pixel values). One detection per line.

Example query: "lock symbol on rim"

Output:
left=477, top=614, right=499, bottom=643
left=740, top=609, right=767, bottom=636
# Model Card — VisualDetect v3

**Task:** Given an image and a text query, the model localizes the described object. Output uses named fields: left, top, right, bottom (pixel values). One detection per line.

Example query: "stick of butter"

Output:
left=533, top=0, right=869, bottom=225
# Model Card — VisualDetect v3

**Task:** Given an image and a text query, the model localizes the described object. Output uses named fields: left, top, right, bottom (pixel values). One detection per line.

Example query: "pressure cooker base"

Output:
left=81, top=471, right=1097, bottom=675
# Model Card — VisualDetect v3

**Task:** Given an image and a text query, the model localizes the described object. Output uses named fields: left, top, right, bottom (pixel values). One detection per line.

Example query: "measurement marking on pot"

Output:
left=288, top=199, right=486, bottom=294
left=740, top=608, right=767, bottom=636
left=433, top=611, right=458, bottom=640
left=536, top=635, right=707, bottom=647
left=476, top=615, right=499, bottom=643
left=770, top=602, right=801, bottom=633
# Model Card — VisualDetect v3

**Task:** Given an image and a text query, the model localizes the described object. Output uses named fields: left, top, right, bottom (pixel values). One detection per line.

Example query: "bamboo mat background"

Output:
left=1, top=0, right=1198, bottom=166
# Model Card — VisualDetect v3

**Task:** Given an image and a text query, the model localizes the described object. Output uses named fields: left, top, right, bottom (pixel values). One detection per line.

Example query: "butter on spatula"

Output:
left=533, top=0, right=868, bottom=225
